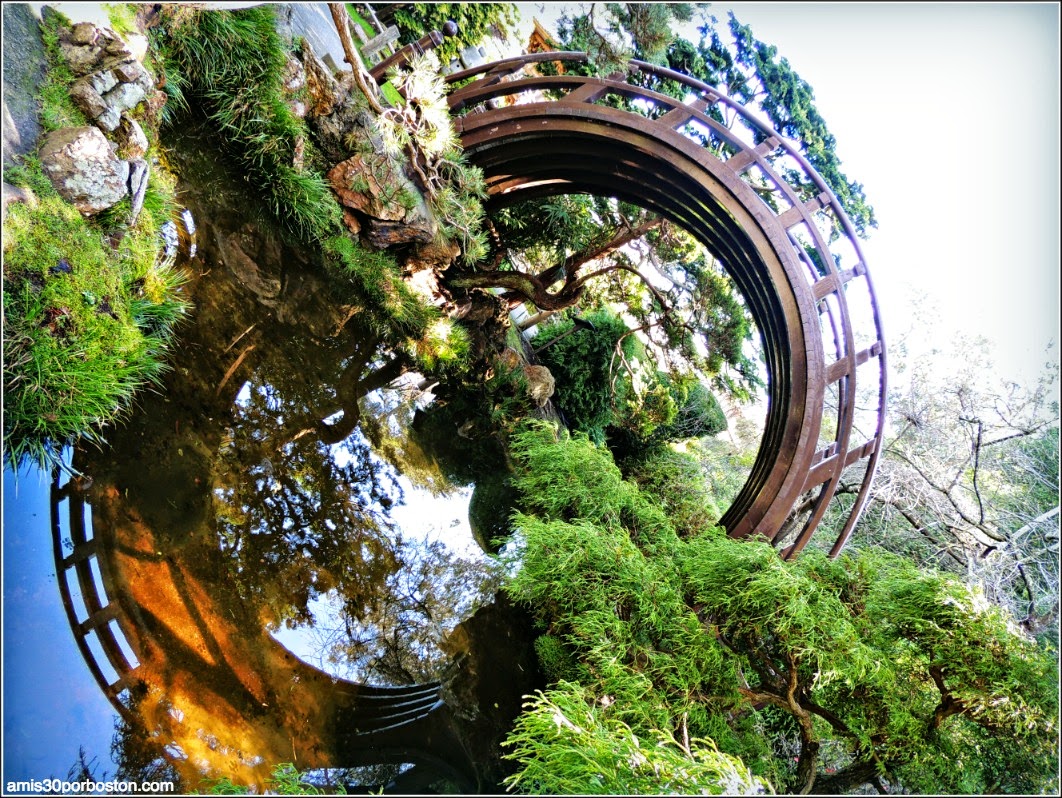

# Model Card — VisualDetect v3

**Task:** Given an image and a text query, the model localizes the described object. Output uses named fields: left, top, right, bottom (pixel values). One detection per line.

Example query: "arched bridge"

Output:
left=446, top=52, right=887, bottom=557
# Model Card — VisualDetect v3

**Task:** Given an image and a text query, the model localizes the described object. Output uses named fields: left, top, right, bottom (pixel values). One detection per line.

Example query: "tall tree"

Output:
left=826, top=336, right=1060, bottom=640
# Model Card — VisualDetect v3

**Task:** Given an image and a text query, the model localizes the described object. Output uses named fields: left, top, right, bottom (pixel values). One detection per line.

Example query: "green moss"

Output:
left=533, top=634, right=581, bottom=683
left=102, top=3, right=139, bottom=36
left=38, top=9, right=90, bottom=132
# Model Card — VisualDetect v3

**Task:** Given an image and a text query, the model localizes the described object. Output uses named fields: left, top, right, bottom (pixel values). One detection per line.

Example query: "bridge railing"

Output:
left=445, top=53, right=887, bottom=556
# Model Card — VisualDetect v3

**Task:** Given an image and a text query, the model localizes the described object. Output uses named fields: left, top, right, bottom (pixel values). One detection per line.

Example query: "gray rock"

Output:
left=69, top=76, right=109, bottom=119
left=127, top=158, right=149, bottom=225
left=522, top=365, right=556, bottom=407
left=70, top=22, right=100, bottom=47
left=105, top=80, right=148, bottom=114
left=86, top=69, right=119, bottom=95
left=112, top=57, right=146, bottom=85
left=59, top=39, right=104, bottom=76
left=39, top=126, right=130, bottom=214
left=96, top=106, right=121, bottom=132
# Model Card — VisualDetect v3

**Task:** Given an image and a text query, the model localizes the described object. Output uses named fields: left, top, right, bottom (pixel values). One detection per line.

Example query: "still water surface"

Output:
left=2, top=129, right=538, bottom=793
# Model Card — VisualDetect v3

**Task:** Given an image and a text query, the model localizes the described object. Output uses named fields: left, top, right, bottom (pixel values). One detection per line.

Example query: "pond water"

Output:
left=2, top=127, right=541, bottom=793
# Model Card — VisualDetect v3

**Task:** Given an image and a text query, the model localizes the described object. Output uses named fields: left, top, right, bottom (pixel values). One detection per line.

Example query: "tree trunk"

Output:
left=328, top=3, right=384, bottom=114
left=813, top=759, right=886, bottom=795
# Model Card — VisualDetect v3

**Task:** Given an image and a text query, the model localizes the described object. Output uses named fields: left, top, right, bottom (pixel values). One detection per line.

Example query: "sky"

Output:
left=516, top=2, right=1061, bottom=388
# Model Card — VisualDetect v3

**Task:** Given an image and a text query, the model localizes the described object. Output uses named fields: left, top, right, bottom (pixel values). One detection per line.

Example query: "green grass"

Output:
left=38, top=9, right=90, bottom=131
left=155, top=5, right=343, bottom=242
left=3, top=159, right=188, bottom=474
left=2, top=10, right=188, bottom=474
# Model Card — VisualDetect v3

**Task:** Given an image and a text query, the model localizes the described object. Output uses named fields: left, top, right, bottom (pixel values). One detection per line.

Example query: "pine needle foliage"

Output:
left=499, top=420, right=1059, bottom=794
left=503, top=682, right=767, bottom=795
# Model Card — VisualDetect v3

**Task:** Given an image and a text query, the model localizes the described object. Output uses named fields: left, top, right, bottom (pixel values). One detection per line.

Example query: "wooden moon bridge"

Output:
left=446, top=52, right=888, bottom=557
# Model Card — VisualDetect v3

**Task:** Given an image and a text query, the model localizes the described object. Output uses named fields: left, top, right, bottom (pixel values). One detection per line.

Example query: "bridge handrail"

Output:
left=445, top=51, right=887, bottom=556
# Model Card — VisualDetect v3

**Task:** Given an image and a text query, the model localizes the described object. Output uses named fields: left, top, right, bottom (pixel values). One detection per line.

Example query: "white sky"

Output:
left=517, top=2, right=1060, bottom=388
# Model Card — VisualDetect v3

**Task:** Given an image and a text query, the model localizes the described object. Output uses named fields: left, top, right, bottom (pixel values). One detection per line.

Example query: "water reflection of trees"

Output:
left=206, top=317, right=502, bottom=686
left=307, top=538, right=504, bottom=684
left=213, top=381, right=406, bottom=631
left=60, top=126, right=524, bottom=789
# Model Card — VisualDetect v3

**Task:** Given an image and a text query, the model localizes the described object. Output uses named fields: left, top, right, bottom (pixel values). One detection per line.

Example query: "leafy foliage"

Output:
left=720, top=14, right=876, bottom=237
left=388, top=3, right=519, bottom=65
left=498, top=421, right=1059, bottom=794
left=551, top=4, right=875, bottom=237
left=203, top=762, right=338, bottom=794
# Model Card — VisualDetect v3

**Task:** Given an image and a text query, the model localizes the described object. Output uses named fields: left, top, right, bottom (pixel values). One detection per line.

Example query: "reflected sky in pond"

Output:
left=2, top=125, right=525, bottom=792
left=3, top=461, right=122, bottom=785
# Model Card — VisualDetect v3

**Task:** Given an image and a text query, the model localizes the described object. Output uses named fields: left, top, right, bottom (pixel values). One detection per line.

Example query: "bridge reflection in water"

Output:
left=51, top=465, right=502, bottom=791
left=44, top=116, right=539, bottom=792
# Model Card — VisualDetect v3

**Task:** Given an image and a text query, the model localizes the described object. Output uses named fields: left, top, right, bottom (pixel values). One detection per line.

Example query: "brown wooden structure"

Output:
left=446, top=53, right=887, bottom=557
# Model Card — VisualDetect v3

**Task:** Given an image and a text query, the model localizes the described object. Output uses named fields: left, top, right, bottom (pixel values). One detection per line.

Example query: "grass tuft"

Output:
left=3, top=161, right=189, bottom=472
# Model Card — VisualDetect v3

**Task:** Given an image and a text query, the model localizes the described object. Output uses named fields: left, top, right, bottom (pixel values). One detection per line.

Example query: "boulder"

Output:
left=214, top=223, right=283, bottom=306
left=329, top=152, right=438, bottom=247
left=328, top=153, right=407, bottom=221
left=39, top=126, right=129, bottom=214
left=365, top=218, right=435, bottom=248
left=58, top=20, right=155, bottom=132
left=69, top=57, right=153, bottom=132
left=522, top=365, right=555, bottom=408
left=405, top=237, right=460, bottom=273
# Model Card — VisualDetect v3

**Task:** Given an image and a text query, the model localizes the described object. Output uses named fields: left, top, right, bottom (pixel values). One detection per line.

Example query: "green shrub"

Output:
left=532, top=309, right=639, bottom=443
left=503, top=683, right=768, bottom=795
left=499, top=421, right=1059, bottom=794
